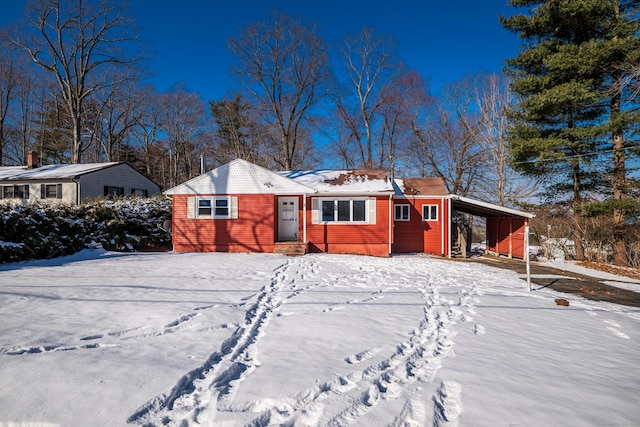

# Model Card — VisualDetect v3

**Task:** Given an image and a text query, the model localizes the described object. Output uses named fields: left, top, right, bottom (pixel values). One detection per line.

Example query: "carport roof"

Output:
left=448, top=195, right=534, bottom=219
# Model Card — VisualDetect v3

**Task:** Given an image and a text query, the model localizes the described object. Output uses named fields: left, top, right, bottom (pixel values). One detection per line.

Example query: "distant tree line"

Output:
left=0, top=0, right=638, bottom=265
left=0, top=1, right=528, bottom=200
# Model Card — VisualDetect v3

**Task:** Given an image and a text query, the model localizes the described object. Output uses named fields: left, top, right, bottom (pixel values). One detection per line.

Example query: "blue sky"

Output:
left=2, top=0, right=521, bottom=100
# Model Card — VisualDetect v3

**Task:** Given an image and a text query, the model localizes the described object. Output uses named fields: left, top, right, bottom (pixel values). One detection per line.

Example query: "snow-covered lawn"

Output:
left=0, top=250, right=638, bottom=426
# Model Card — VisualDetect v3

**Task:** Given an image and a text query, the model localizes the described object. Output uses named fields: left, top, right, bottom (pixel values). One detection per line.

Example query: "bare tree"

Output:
left=335, top=26, right=401, bottom=169
left=12, top=0, right=140, bottom=163
left=228, top=11, right=328, bottom=170
left=130, top=85, right=165, bottom=177
left=475, top=73, right=536, bottom=206
left=0, top=36, right=21, bottom=165
left=379, top=70, right=429, bottom=178
left=410, top=77, right=487, bottom=197
left=161, top=83, right=210, bottom=187
left=209, top=94, right=269, bottom=166
left=86, top=73, right=141, bottom=162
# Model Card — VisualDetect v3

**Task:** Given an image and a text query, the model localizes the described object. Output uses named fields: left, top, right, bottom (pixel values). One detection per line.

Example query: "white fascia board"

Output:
left=447, top=195, right=535, bottom=219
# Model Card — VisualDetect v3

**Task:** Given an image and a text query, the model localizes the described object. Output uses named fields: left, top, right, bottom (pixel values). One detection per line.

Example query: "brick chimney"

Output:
left=27, top=151, right=39, bottom=169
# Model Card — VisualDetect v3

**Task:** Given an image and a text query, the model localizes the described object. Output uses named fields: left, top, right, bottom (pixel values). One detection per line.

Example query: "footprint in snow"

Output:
left=433, top=381, right=463, bottom=427
left=472, top=324, right=485, bottom=335
left=345, top=347, right=381, bottom=364
left=606, top=326, right=630, bottom=339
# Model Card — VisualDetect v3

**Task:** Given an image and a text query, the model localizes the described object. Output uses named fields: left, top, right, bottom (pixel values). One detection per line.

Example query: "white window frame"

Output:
left=394, top=204, right=410, bottom=221
left=422, top=204, right=438, bottom=221
left=196, top=196, right=231, bottom=218
left=317, top=197, right=369, bottom=224
left=189, top=196, right=238, bottom=219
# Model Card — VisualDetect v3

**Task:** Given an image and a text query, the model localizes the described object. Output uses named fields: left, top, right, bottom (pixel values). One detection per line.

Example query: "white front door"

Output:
left=278, top=197, right=298, bottom=241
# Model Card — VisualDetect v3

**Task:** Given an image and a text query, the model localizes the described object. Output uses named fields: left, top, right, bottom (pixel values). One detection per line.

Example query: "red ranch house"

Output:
left=165, top=159, right=533, bottom=259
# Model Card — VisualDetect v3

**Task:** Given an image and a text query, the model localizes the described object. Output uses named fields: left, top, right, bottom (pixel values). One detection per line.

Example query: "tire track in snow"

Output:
left=127, top=258, right=298, bottom=426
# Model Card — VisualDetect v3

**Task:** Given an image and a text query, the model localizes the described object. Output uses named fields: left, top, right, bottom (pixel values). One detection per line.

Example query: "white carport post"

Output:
left=525, top=222, right=531, bottom=292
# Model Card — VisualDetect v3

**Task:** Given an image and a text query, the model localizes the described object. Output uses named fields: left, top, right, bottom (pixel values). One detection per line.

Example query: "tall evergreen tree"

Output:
left=502, top=0, right=640, bottom=265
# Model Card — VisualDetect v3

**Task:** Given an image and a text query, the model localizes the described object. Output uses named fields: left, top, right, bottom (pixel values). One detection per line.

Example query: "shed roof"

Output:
left=164, top=159, right=315, bottom=195
left=0, top=163, right=120, bottom=180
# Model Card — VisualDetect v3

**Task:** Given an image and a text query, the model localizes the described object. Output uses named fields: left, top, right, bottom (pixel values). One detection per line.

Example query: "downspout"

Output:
left=388, top=193, right=393, bottom=255
left=74, top=178, right=80, bottom=205
left=440, top=197, right=445, bottom=256
left=447, top=197, right=452, bottom=258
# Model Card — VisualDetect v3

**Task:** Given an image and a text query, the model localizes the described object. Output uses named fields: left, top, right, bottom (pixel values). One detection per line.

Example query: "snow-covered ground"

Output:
left=0, top=250, right=638, bottom=427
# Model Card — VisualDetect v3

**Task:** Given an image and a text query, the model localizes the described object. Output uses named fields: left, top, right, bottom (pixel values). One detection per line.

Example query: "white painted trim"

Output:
left=441, top=198, right=445, bottom=256
left=447, top=194, right=535, bottom=218
left=525, top=223, right=531, bottom=292
left=447, top=198, right=452, bottom=258
left=388, top=194, right=393, bottom=255
left=303, top=194, right=307, bottom=243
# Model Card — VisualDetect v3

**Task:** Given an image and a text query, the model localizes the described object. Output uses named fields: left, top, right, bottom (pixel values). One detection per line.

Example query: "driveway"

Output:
left=457, top=255, right=640, bottom=308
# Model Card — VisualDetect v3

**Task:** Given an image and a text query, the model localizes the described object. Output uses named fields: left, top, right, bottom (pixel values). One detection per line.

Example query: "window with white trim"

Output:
left=190, top=196, right=237, bottom=219
left=422, top=204, right=438, bottom=221
left=394, top=204, right=410, bottom=221
left=320, top=198, right=367, bottom=223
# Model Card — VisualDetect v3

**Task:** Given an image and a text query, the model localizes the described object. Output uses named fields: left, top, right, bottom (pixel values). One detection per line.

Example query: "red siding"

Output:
left=486, top=217, right=527, bottom=259
left=306, top=196, right=391, bottom=257
left=392, top=197, right=447, bottom=256
left=172, top=194, right=277, bottom=253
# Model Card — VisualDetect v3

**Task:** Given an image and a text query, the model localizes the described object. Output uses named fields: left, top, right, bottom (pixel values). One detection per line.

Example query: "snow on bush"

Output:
left=0, top=196, right=171, bottom=263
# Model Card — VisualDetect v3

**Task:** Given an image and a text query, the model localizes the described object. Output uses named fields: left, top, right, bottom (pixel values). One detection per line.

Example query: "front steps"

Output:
left=274, top=241, right=308, bottom=256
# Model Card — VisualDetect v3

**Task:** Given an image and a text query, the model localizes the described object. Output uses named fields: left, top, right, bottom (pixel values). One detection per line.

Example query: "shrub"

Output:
left=0, top=196, right=171, bottom=263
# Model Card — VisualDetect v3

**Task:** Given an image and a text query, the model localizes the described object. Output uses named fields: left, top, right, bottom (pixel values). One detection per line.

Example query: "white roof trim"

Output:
left=447, top=195, right=535, bottom=218
left=164, top=159, right=315, bottom=195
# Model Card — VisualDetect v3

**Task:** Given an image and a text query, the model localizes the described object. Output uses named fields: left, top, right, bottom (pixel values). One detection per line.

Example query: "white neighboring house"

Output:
left=0, top=152, right=160, bottom=205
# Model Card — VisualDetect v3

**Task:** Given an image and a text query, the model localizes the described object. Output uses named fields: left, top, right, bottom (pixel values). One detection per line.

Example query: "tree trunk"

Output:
left=572, top=160, right=585, bottom=261
left=611, top=80, right=627, bottom=266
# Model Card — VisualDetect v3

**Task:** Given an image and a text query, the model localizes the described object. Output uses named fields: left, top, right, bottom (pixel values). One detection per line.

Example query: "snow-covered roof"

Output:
left=165, top=160, right=396, bottom=196
left=279, top=169, right=394, bottom=194
left=164, top=159, right=315, bottom=195
left=0, top=163, right=120, bottom=180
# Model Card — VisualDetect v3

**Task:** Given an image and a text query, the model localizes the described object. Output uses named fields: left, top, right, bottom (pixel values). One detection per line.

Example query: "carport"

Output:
left=448, top=195, right=535, bottom=260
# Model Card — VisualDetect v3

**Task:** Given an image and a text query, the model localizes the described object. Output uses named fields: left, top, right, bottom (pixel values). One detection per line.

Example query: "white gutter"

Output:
left=447, top=198, right=452, bottom=258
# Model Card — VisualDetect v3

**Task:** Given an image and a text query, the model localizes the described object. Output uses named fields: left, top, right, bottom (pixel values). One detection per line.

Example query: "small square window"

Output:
left=2, top=186, right=14, bottom=199
left=395, top=204, right=410, bottom=221
left=214, top=198, right=229, bottom=217
left=423, top=204, right=438, bottom=221
left=198, top=199, right=212, bottom=216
